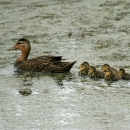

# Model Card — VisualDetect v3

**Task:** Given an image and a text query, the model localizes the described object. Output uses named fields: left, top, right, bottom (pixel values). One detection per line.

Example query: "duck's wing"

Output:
left=31, top=55, right=63, bottom=62
left=15, top=60, right=50, bottom=72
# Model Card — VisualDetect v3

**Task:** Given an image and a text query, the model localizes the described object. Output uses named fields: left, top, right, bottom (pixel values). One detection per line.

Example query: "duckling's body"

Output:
left=104, top=69, right=121, bottom=81
left=118, top=68, right=130, bottom=80
left=88, top=66, right=104, bottom=79
left=101, top=64, right=118, bottom=74
left=78, top=62, right=89, bottom=75
left=8, top=38, right=76, bottom=73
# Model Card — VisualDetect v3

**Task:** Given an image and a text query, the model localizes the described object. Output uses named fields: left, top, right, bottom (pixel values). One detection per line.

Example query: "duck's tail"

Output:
left=43, top=61, right=76, bottom=73
left=64, top=61, right=77, bottom=72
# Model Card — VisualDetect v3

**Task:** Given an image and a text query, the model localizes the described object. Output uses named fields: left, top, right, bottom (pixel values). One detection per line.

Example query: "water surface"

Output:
left=0, top=0, right=130, bottom=130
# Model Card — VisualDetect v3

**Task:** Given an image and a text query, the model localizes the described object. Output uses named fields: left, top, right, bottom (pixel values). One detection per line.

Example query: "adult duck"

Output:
left=8, top=38, right=76, bottom=73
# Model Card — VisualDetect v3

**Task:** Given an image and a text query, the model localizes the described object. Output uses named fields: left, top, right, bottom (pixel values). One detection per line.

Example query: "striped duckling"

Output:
left=118, top=68, right=130, bottom=80
left=104, top=69, right=121, bottom=82
left=88, top=66, right=104, bottom=79
left=101, top=64, right=118, bottom=74
left=78, top=62, right=89, bottom=75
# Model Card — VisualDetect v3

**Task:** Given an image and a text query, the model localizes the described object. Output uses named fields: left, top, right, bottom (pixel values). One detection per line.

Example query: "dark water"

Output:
left=0, top=0, right=130, bottom=130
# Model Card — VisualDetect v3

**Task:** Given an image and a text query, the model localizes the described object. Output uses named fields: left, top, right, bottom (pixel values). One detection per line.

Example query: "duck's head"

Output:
left=88, top=66, right=96, bottom=74
left=79, top=62, right=89, bottom=71
left=118, top=68, right=125, bottom=76
left=8, top=38, right=31, bottom=53
left=101, top=64, right=110, bottom=72
left=105, top=69, right=113, bottom=76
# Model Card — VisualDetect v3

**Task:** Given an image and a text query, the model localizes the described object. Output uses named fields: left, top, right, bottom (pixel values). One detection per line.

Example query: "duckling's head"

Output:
left=79, top=62, right=89, bottom=71
left=119, top=68, right=125, bottom=76
left=82, top=62, right=89, bottom=67
left=101, top=64, right=110, bottom=72
left=79, top=64, right=87, bottom=71
left=88, top=66, right=96, bottom=74
left=105, top=69, right=113, bottom=76
left=8, top=38, right=31, bottom=53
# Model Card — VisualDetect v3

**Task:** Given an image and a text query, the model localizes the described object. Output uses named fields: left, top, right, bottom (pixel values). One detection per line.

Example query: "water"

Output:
left=0, top=0, right=130, bottom=129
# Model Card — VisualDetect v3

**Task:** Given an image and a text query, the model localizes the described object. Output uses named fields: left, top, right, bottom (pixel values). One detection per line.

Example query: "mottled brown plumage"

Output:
left=78, top=62, right=89, bottom=75
left=8, top=38, right=76, bottom=73
left=118, top=68, right=130, bottom=80
left=104, top=69, right=121, bottom=81
left=101, top=64, right=118, bottom=74
left=88, top=66, right=104, bottom=79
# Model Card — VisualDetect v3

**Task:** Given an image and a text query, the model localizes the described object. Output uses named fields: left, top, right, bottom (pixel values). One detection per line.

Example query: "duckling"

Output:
left=101, top=64, right=118, bottom=74
left=78, top=62, right=89, bottom=75
left=118, top=68, right=130, bottom=80
left=104, top=69, right=121, bottom=81
left=88, top=66, right=104, bottom=79
left=8, top=38, right=76, bottom=73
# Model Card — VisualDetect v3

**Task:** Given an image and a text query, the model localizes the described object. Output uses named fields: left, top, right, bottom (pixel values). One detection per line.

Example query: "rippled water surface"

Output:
left=0, top=0, right=130, bottom=130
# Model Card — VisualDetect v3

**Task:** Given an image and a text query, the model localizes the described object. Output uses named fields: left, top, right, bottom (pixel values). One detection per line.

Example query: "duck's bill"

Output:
left=7, top=46, right=17, bottom=51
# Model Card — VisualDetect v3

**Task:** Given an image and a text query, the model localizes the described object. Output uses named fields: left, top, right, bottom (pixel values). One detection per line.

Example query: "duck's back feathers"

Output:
left=31, top=55, right=63, bottom=62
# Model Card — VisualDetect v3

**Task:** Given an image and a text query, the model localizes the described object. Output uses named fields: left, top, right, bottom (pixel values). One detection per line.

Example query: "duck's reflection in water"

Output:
left=19, top=88, right=32, bottom=96
left=14, top=71, right=76, bottom=95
